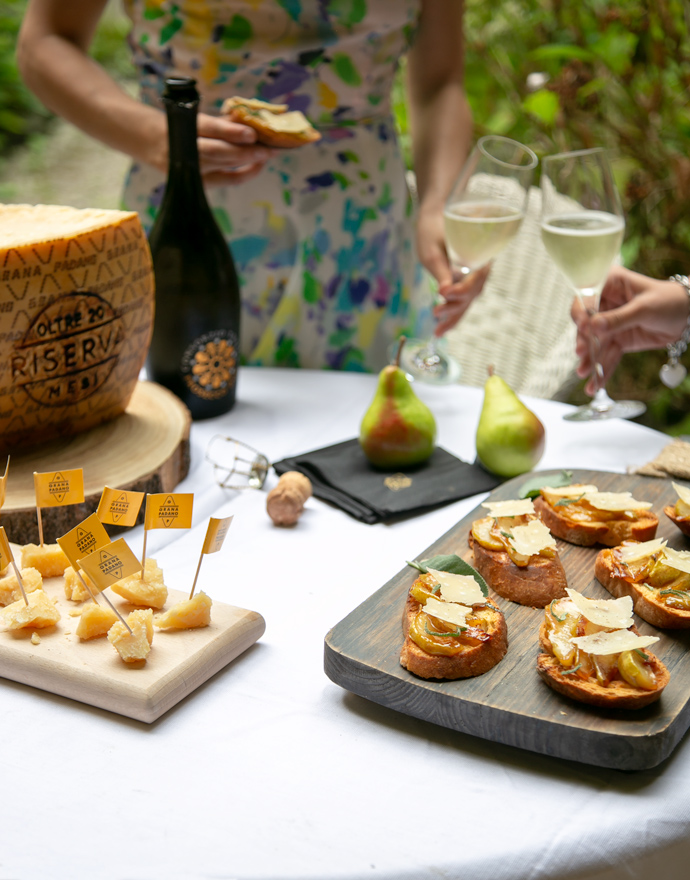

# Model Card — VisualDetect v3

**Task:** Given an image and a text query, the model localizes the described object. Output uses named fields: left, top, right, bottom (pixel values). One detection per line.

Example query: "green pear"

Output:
left=476, top=367, right=545, bottom=478
left=359, top=338, right=437, bottom=469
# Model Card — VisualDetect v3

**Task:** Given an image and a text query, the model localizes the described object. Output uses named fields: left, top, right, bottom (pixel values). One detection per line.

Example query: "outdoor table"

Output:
left=2, top=367, right=688, bottom=880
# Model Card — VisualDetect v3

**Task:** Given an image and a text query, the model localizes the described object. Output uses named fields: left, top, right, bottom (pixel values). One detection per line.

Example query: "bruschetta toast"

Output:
left=533, top=483, right=658, bottom=547
left=595, top=538, right=690, bottom=628
left=400, top=567, right=508, bottom=680
left=468, top=498, right=567, bottom=607
left=536, top=588, right=669, bottom=709
left=664, top=481, right=690, bottom=537
left=220, top=96, right=321, bottom=148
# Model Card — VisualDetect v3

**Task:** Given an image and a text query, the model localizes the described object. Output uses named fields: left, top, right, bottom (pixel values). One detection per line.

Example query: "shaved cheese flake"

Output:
left=566, top=588, right=634, bottom=629
left=672, top=482, right=690, bottom=506
left=617, top=538, right=667, bottom=565
left=422, top=596, right=472, bottom=629
left=583, top=491, right=652, bottom=512
left=257, top=109, right=312, bottom=132
left=508, top=519, right=556, bottom=556
left=482, top=498, right=534, bottom=517
left=426, top=569, right=486, bottom=606
left=661, top=546, right=690, bottom=575
left=572, top=629, right=659, bottom=656
left=541, top=484, right=598, bottom=497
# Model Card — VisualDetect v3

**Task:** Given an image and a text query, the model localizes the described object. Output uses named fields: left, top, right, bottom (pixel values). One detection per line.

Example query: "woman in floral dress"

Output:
left=18, top=1, right=478, bottom=371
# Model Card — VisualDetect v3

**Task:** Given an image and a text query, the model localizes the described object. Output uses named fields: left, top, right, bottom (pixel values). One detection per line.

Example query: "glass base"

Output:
left=564, top=399, right=646, bottom=422
left=395, top=337, right=462, bottom=386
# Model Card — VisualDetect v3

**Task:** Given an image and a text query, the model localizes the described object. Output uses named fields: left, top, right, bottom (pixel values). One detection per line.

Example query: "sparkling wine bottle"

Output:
left=147, top=76, right=240, bottom=419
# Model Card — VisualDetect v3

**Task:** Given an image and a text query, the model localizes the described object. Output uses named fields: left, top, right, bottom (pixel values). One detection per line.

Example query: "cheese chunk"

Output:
left=482, top=499, right=535, bottom=518
left=64, top=566, right=96, bottom=602
left=2, top=589, right=61, bottom=630
left=508, top=519, right=556, bottom=556
left=582, top=491, right=652, bottom=512
left=21, top=543, right=69, bottom=579
left=107, top=609, right=154, bottom=663
left=572, top=629, right=659, bottom=656
left=426, top=569, right=485, bottom=606
left=617, top=538, right=667, bottom=565
left=660, top=547, right=690, bottom=576
left=0, top=204, right=154, bottom=453
left=110, top=558, right=167, bottom=608
left=0, top=567, right=43, bottom=606
left=76, top=602, right=118, bottom=640
left=422, top=596, right=472, bottom=628
left=566, top=588, right=634, bottom=630
left=154, top=592, right=212, bottom=630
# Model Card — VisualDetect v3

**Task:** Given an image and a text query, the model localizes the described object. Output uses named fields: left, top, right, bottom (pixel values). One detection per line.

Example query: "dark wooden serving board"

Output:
left=324, top=469, right=690, bottom=771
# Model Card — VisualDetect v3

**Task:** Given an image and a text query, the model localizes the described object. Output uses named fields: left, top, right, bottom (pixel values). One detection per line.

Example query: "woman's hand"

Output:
left=195, top=113, right=276, bottom=185
left=572, top=266, right=690, bottom=394
left=416, top=206, right=491, bottom=336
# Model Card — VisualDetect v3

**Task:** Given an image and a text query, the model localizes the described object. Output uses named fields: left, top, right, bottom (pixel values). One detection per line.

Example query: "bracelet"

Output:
left=660, top=274, right=690, bottom=388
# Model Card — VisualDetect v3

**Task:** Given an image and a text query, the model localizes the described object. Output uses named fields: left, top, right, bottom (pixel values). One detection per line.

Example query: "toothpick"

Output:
left=36, top=506, right=44, bottom=547
left=74, top=569, right=131, bottom=633
left=75, top=569, right=100, bottom=605
left=10, top=558, right=28, bottom=605
left=189, top=553, right=204, bottom=601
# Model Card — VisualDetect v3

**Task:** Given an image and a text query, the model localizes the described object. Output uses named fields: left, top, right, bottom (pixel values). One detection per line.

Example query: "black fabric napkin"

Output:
left=272, top=438, right=503, bottom=524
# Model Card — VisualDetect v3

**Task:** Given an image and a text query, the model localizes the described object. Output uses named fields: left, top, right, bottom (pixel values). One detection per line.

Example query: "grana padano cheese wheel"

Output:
left=0, top=204, right=154, bottom=452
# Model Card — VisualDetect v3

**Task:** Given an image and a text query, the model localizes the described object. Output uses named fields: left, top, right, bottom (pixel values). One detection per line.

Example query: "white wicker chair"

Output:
left=439, top=186, right=579, bottom=399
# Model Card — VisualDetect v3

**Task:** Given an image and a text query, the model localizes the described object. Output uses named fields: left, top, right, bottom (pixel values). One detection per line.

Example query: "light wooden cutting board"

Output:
left=0, top=579, right=265, bottom=723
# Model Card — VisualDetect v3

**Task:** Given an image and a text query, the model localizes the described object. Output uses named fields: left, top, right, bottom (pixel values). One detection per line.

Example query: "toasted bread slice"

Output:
left=595, top=544, right=690, bottom=629
left=536, top=597, right=669, bottom=709
left=220, top=96, right=321, bottom=148
left=533, top=492, right=658, bottom=547
left=469, top=532, right=567, bottom=607
left=399, top=572, right=507, bottom=680
left=664, top=505, right=690, bottom=537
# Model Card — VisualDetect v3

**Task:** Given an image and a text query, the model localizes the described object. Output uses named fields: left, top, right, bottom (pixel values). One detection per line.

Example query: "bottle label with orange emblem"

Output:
left=181, top=330, right=238, bottom=401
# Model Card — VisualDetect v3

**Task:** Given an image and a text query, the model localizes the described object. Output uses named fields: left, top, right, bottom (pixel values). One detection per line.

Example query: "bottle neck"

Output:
left=162, top=99, right=207, bottom=206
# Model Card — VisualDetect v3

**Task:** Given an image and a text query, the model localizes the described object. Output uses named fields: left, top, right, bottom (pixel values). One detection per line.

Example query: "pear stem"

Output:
left=394, top=336, right=406, bottom=368
left=487, top=364, right=494, bottom=377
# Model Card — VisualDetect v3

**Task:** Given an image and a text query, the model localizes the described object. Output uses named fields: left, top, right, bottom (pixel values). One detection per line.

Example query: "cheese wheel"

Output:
left=0, top=204, right=154, bottom=452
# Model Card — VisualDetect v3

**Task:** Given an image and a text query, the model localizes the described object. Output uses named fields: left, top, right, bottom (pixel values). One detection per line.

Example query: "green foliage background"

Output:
left=1, top=0, right=689, bottom=432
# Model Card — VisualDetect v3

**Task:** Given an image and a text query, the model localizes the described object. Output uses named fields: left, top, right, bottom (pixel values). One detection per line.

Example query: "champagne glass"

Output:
left=400, top=135, right=538, bottom=384
left=540, top=148, right=645, bottom=421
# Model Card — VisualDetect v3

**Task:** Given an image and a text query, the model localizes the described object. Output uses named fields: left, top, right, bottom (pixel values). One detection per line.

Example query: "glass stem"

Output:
left=586, top=306, right=613, bottom=411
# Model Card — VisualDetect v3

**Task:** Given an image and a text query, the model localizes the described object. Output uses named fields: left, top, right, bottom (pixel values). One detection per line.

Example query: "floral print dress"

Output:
left=122, top=0, right=433, bottom=371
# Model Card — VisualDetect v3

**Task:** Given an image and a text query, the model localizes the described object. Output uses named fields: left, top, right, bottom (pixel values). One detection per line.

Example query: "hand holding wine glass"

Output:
left=540, top=148, right=645, bottom=421
left=401, top=135, right=538, bottom=384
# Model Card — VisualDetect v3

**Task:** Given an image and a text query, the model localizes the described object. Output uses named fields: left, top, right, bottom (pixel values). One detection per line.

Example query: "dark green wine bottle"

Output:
left=147, top=76, right=240, bottom=419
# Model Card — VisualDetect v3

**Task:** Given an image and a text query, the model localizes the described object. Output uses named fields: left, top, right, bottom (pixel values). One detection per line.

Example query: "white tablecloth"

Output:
left=3, top=368, right=689, bottom=880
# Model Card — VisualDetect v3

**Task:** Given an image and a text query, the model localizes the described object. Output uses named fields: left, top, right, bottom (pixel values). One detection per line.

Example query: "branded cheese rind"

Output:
left=0, top=204, right=154, bottom=452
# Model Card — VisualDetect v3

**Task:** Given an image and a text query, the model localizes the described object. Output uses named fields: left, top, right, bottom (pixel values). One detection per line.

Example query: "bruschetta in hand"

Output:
left=537, top=588, right=669, bottom=709
left=533, top=484, right=658, bottom=547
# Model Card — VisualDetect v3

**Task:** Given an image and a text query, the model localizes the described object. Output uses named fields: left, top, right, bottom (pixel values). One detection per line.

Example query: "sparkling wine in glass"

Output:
left=400, top=135, right=538, bottom=384
left=540, top=148, right=645, bottom=421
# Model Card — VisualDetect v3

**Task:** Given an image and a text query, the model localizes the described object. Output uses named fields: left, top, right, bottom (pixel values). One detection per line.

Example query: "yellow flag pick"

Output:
left=144, top=493, right=194, bottom=531
left=0, top=457, right=9, bottom=509
left=57, top=513, right=111, bottom=571
left=202, top=516, right=233, bottom=555
left=97, top=486, right=145, bottom=528
left=0, top=525, right=13, bottom=572
left=34, top=469, right=85, bottom=508
left=78, top=538, right=142, bottom=593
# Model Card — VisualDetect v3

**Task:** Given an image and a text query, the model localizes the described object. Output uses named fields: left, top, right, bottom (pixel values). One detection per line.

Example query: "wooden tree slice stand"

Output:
left=1, top=381, right=191, bottom=544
